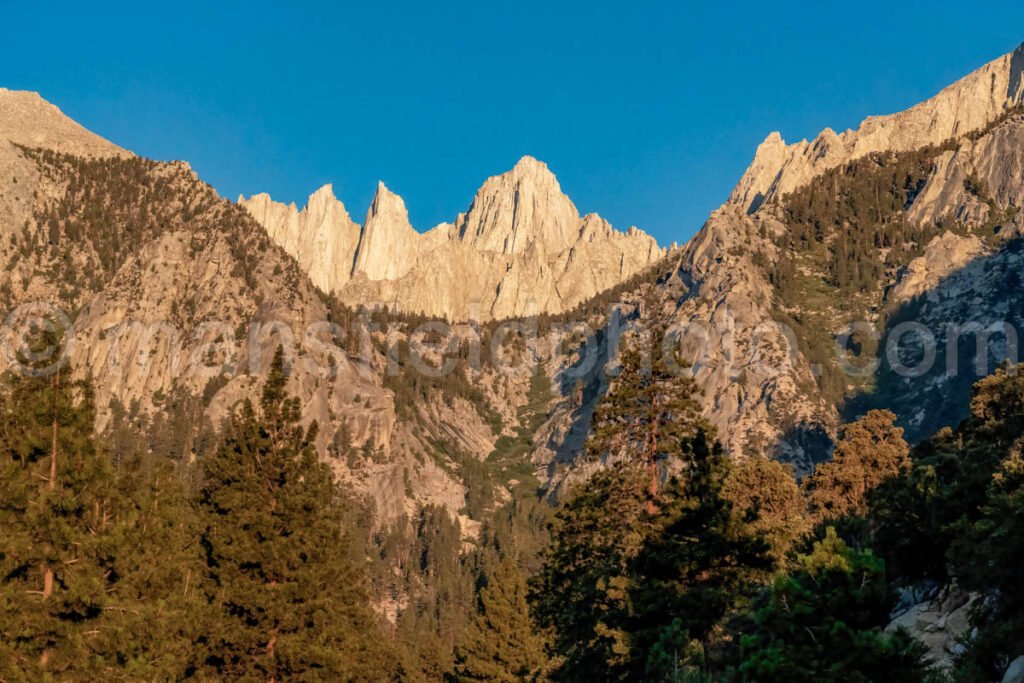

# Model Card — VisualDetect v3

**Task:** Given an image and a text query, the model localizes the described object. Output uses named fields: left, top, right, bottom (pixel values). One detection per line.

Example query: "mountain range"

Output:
left=2, top=41, right=1024, bottom=514
left=239, top=156, right=665, bottom=321
left=5, top=39, right=1024, bottom=679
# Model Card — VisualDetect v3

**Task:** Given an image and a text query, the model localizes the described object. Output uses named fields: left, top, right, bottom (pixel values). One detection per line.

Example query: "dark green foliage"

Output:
left=739, top=528, right=929, bottom=683
left=0, top=361, right=201, bottom=679
left=532, top=434, right=774, bottom=682
left=863, top=365, right=1024, bottom=679
left=394, top=505, right=475, bottom=680
left=101, top=454, right=205, bottom=678
left=0, top=365, right=121, bottom=676
left=454, top=554, right=547, bottom=682
left=630, top=431, right=773, bottom=680
left=14, top=145, right=294, bottom=311
left=532, top=331, right=771, bottom=681
left=721, top=456, right=808, bottom=567
left=587, top=328, right=708, bottom=502
left=869, top=366, right=1024, bottom=583
left=777, top=147, right=943, bottom=297
left=948, top=451, right=1024, bottom=681
left=195, top=348, right=395, bottom=680
left=531, top=462, right=650, bottom=680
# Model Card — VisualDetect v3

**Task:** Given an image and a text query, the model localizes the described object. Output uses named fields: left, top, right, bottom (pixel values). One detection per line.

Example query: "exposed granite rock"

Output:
left=730, top=43, right=1024, bottom=213
left=891, top=231, right=986, bottom=302
left=239, top=184, right=361, bottom=293
left=240, top=156, right=665, bottom=321
left=886, top=584, right=977, bottom=672
left=1003, top=656, right=1024, bottom=683
left=0, top=88, right=128, bottom=157
left=352, top=181, right=423, bottom=281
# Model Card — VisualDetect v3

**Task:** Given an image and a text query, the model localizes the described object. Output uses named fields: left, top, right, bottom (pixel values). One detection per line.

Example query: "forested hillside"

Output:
left=5, top=41, right=1024, bottom=681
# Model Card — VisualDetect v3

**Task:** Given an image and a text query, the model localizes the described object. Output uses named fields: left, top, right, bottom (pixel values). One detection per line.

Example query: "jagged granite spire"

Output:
left=241, top=157, right=665, bottom=320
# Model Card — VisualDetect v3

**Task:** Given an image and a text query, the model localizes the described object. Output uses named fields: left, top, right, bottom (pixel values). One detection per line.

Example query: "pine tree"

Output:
left=533, top=327, right=755, bottom=681
left=805, top=409, right=910, bottom=521
left=587, top=328, right=707, bottom=509
left=630, top=430, right=773, bottom=680
left=722, top=456, right=808, bottom=567
left=949, top=449, right=1024, bottom=680
left=195, top=347, right=394, bottom=680
left=99, top=454, right=205, bottom=679
left=396, top=505, right=474, bottom=680
left=455, top=554, right=546, bottom=682
left=739, top=528, right=930, bottom=682
left=530, top=463, right=650, bottom=681
left=0, top=361, right=121, bottom=677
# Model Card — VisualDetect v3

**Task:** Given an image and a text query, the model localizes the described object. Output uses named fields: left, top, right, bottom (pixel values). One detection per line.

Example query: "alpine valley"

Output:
left=2, top=40, right=1024, bottom=682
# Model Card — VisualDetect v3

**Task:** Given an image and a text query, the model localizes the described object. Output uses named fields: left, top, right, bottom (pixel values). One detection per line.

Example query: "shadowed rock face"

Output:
left=240, top=156, right=665, bottom=321
left=637, top=43, right=1024, bottom=470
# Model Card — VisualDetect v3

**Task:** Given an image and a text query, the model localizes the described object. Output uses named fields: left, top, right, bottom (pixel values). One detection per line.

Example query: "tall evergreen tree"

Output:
left=587, top=328, right=707, bottom=508
left=948, top=448, right=1024, bottom=679
left=101, top=454, right=205, bottom=679
left=0, top=360, right=121, bottom=677
left=805, top=409, right=910, bottom=521
left=533, top=326, right=770, bottom=681
left=739, top=528, right=930, bottom=683
left=721, top=456, right=808, bottom=568
left=395, top=504, right=475, bottom=681
left=630, top=430, right=773, bottom=680
left=455, top=554, right=547, bottom=682
left=196, top=347, right=394, bottom=680
left=531, top=463, right=650, bottom=681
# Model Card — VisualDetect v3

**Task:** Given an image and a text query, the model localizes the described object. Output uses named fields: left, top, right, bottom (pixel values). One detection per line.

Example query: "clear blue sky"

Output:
left=3, top=2, right=1023, bottom=246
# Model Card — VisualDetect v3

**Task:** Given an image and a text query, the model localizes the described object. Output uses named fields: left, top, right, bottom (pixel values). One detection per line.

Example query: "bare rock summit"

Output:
left=0, top=88, right=128, bottom=157
left=730, top=42, right=1024, bottom=212
left=240, top=156, right=666, bottom=320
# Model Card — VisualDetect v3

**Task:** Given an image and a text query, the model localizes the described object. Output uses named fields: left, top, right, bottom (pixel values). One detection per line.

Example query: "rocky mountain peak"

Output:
left=242, top=157, right=665, bottom=319
left=352, top=181, right=421, bottom=281
left=730, top=42, right=1024, bottom=213
left=238, top=183, right=361, bottom=293
left=455, top=155, right=580, bottom=256
left=299, top=183, right=357, bottom=233
left=0, top=88, right=128, bottom=157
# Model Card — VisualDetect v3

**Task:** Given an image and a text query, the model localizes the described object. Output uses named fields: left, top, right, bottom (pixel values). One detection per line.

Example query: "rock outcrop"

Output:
left=240, top=156, right=665, bottom=321
left=886, top=584, right=977, bottom=672
left=239, top=184, right=361, bottom=293
left=352, top=182, right=423, bottom=281
left=729, top=43, right=1024, bottom=212
left=0, top=88, right=127, bottom=158
left=540, top=42, right=1024, bottom=474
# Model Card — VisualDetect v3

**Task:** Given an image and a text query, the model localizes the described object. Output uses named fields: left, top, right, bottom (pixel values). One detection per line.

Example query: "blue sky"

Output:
left=3, top=2, right=1024, bottom=246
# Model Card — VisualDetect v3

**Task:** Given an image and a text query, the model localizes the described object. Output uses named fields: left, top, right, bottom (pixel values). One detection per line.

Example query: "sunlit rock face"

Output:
left=729, top=43, right=1024, bottom=213
left=240, top=155, right=665, bottom=321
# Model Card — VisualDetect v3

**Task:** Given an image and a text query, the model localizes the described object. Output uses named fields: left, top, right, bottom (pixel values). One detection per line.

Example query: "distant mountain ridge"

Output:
left=596, top=41, right=1024, bottom=472
left=0, top=88, right=128, bottom=158
left=730, top=43, right=1024, bottom=213
left=4, top=41, right=1024, bottom=498
left=240, top=156, right=666, bottom=321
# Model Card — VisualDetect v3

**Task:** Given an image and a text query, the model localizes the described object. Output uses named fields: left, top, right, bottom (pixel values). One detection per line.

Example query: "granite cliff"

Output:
left=240, top=156, right=665, bottom=320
